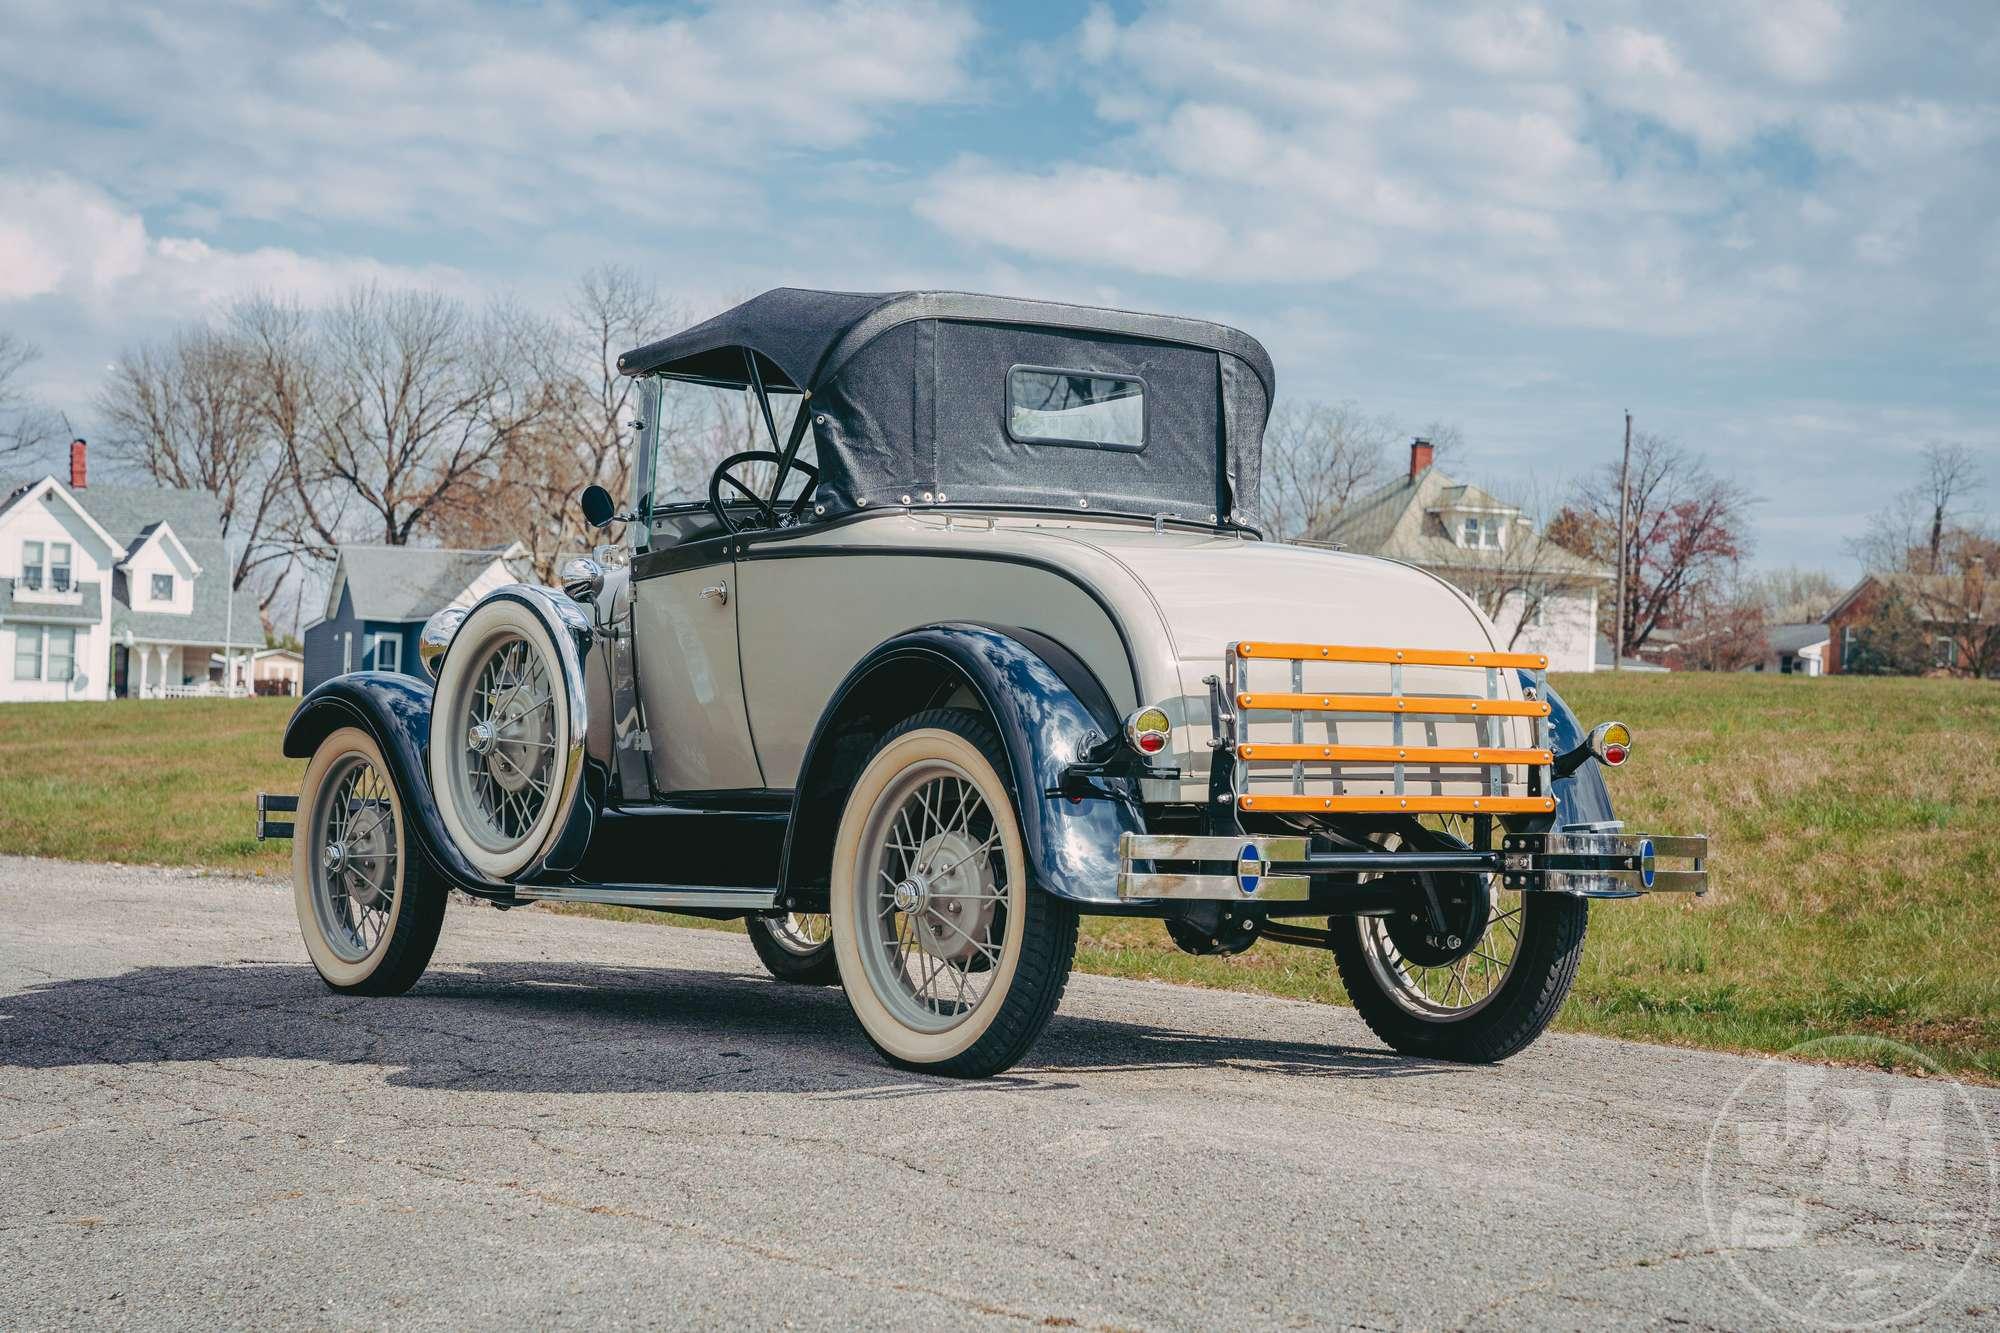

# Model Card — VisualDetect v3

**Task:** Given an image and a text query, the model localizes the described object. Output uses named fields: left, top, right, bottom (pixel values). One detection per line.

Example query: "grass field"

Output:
left=2, top=675, right=1995, bottom=1080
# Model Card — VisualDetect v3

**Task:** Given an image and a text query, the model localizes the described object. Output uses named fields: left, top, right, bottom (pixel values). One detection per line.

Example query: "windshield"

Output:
left=638, top=377, right=815, bottom=547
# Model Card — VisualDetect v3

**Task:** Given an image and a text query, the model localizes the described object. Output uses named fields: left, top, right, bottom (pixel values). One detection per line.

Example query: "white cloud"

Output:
left=913, top=0, right=2000, bottom=348
left=0, top=0, right=980, bottom=236
left=0, top=174, right=463, bottom=319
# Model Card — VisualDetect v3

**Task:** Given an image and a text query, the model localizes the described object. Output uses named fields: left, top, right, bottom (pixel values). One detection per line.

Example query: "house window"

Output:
left=1841, top=628, right=1859, bottom=670
left=1934, top=636, right=1956, bottom=670
left=1780, top=654, right=1794, bottom=675
left=372, top=632, right=401, bottom=673
left=151, top=573, right=174, bottom=602
left=49, top=542, right=71, bottom=593
left=1458, top=516, right=1502, bottom=549
left=343, top=633, right=353, bottom=673
left=21, top=540, right=43, bottom=591
left=13, top=626, right=42, bottom=680
left=46, top=627, right=74, bottom=682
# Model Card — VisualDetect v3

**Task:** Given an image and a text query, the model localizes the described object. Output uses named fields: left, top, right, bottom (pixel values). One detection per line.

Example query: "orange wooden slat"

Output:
left=1235, top=743, right=1551, bottom=765
left=1237, top=794, right=1557, bottom=814
left=1235, top=692, right=1550, bottom=717
left=1234, top=641, right=1548, bottom=669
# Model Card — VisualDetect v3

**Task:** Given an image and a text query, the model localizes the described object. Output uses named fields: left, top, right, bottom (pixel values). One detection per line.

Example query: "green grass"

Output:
left=3, top=676, right=1996, bottom=1081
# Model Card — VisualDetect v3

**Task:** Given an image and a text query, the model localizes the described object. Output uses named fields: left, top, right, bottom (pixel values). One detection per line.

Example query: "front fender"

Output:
left=283, top=672, right=501, bottom=895
left=783, top=623, right=1141, bottom=905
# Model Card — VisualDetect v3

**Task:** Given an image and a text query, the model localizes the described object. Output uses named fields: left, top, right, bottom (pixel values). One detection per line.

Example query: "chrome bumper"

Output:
left=1116, top=830, right=1708, bottom=902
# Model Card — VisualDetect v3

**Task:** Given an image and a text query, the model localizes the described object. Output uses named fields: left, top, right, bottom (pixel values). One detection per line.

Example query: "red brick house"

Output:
left=1825, top=562, right=1995, bottom=676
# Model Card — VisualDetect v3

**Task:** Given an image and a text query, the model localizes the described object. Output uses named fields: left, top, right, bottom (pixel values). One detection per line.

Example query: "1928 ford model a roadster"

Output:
left=264, top=289, right=1706, bottom=1078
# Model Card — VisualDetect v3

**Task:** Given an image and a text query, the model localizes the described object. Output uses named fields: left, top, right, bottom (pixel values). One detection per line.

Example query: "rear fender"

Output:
left=782, top=623, right=1140, bottom=905
left=1531, top=675, right=1615, bottom=827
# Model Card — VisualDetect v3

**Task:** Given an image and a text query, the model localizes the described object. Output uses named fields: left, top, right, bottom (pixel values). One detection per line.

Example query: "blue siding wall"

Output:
left=302, top=587, right=427, bottom=691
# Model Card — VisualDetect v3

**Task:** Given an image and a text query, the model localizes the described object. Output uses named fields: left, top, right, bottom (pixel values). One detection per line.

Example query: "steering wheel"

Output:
left=708, top=450, right=820, bottom=534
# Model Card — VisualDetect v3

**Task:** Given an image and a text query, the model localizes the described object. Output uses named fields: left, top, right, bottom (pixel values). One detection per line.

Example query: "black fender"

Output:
left=1529, top=674, right=1616, bottom=827
left=781, top=623, right=1140, bottom=906
left=284, top=671, right=500, bottom=894
left=284, top=661, right=603, bottom=896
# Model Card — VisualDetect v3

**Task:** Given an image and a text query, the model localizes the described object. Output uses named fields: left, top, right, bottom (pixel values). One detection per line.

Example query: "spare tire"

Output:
left=428, top=591, right=588, bottom=880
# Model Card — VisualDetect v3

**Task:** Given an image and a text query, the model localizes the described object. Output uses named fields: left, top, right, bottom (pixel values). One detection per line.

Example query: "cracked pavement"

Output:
left=1, top=855, right=1995, bottom=1330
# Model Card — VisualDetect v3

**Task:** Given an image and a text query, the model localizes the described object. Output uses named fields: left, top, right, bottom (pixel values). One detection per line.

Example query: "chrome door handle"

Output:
left=700, top=581, right=729, bottom=606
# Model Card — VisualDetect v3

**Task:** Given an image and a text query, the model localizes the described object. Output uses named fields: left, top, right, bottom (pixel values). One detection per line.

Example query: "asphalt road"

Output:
left=1, top=855, right=1994, bottom=1330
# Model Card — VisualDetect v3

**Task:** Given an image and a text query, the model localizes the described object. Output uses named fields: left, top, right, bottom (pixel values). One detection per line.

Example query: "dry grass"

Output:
left=2, top=676, right=1995, bottom=1080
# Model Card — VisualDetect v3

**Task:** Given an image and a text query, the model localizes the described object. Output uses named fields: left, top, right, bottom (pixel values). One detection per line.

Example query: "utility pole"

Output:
left=1613, top=411, right=1631, bottom=671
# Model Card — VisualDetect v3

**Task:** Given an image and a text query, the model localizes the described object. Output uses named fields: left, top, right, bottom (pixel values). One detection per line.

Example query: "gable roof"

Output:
left=328, top=543, right=528, bottom=623
left=121, top=520, right=203, bottom=575
left=1767, top=622, right=1830, bottom=654
left=4, top=475, right=265, bottom=648
left=1314, top=466, right=1612, bottom=580
left=1829, top=571, right=2000, bottom=624
left=0, top=477, right=123, bottom=553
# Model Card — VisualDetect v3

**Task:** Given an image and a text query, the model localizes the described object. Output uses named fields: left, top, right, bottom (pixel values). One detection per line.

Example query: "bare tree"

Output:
left=96, top=324, right=296, bottom=603
left=1852, top=440, right=1984, bottom=576
left=289, top=286, right=544, bottom=552
left=0, top=332, right=56, bottom=465
left=1261, top=399, right=1397, bottom=541
left=1743, top=565, right=1842, bottom=624
left=1550, top=433, right=1755, bottom=659
left=1665, top=579, right=1769, bottom=671
left=427, top=269, right=685, bottom=576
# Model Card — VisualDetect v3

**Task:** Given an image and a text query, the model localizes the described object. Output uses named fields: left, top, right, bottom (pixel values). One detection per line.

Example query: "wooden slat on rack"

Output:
left=1238, top=794, right=1557, bottom=814
left=1235, top=692, right=1550, bottom=717
left=1235, top=743, right=1551, bottom=764
left=1234, top=642, right=1547, bottom=669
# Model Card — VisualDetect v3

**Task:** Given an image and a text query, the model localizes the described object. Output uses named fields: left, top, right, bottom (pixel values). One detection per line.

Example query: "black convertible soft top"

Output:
left=618, top=288, right=1275, bottom=528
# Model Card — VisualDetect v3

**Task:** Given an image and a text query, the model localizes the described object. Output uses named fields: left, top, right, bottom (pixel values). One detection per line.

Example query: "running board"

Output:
left=512, top=884, right=780, bottom=912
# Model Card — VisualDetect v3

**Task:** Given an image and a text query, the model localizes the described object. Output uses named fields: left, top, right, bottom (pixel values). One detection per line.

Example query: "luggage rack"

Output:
left=1209, top=640, right=1557, bottom=817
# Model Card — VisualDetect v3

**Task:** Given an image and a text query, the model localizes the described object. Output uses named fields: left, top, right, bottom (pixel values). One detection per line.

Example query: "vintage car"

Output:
left=261, top=288, right=1706, bottom=1078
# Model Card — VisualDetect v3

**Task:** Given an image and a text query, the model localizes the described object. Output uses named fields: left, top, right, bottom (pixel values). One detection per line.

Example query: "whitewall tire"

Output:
left=294, top=726, right=446, bottom=995
left=829, top=709, right=1077, bottom=1077
left=428, top=597, right=576, bottom=881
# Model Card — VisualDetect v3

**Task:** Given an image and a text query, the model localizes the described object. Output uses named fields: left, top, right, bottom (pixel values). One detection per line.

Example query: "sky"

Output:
left=2, top=0, right=1996, bottom=579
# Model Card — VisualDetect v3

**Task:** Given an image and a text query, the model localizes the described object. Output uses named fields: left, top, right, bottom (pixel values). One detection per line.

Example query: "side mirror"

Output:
left=580, top=484, right=617, bottom=530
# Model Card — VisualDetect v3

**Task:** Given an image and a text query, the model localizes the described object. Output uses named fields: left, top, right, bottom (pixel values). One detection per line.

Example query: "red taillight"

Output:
left=1136, top=730, right=1167, bottom=754
left=1602, top=743, right=1627, bottom=766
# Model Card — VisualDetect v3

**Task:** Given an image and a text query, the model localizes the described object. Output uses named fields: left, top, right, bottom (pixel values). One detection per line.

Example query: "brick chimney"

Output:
left=68, top=439, right=87, bottom=489
left=1968, top=554, right=1988, bottom=619
left=1409, top=437, right=1434, bottom=478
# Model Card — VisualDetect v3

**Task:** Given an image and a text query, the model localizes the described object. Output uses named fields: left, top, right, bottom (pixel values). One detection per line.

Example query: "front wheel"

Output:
left=829, top=709, right=1076, bottom=1078
left=1329, top=820, right=1588, bottom=1062
left=293, top=726, right=447, bottom=995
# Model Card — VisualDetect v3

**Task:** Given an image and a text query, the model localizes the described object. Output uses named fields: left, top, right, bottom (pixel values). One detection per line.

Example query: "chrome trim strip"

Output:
left=1120, top=832, right=1310, bottom=862
left=513, top=884, right=781, bottom=911
left=1116, top=872, right=1312, bottom=902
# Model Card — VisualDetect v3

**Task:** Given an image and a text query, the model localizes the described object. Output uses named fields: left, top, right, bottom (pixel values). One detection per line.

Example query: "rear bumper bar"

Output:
left=1116, top=830, right=1707, bottom=902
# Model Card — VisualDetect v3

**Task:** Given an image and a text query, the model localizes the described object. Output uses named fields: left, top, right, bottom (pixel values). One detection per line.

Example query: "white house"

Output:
left=1314, top=441, right=1612, bottom=673
left=1, top=445, right=263, bottom=703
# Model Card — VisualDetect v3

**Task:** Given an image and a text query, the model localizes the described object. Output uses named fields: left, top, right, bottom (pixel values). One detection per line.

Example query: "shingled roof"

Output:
left=325, top=544, right=529, bottom=623
left=1313, top=465, right=1611, bottom=581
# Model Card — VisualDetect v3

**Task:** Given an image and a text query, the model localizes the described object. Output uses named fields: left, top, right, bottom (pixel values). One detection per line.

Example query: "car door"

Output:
left=631, top=535, right=766, bottom=793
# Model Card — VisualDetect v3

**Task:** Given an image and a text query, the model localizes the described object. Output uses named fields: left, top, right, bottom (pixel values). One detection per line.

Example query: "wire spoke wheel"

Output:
left=856, top=763, right=1011, bottom=1033
left=460, top=635, right=556, bottom=843
left=307, top=752, right=399, bottom=965
left=765, top=913, right=831, bottom=955
left=1358, top=815, right=1521, bottom=1019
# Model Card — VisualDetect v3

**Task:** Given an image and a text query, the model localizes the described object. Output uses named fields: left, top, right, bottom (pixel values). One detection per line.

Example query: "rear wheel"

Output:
left=746, top=912, right=839, bottom=985
left=293, top=726, right=447, bottom=995
left=829, top=709, right=1076, bottom=1078
left=1330, top=816, right=1587, bottom=1062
